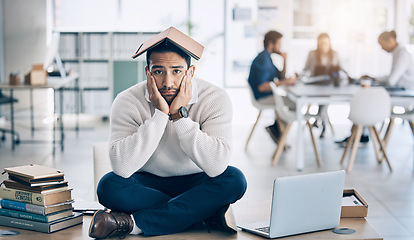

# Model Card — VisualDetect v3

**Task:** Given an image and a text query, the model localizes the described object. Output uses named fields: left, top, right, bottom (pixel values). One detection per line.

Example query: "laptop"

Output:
left=238, top=170, right=345, bottom=238
left=301, top=66, right=342, bottom=85
left=370, top=81, right=406, bottom=91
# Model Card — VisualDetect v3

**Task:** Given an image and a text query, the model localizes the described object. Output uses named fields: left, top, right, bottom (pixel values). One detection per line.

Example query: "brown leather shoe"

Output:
left=204, top=204, right=237, bottom=233
left=88, top=209, right=134, bottom=239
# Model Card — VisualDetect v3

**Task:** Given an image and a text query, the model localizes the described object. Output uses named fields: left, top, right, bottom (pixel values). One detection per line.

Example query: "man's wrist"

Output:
left=169, top=106, right=188, bottom=121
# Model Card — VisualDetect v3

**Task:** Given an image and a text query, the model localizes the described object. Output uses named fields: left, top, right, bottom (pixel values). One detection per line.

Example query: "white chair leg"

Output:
left=328, top=117, right=335, bottom=136
left=245, top=111, right=262, bottom=151
left=372, top=126, right=393, bottom=172
left=368, top=126, right=382, bottom=163
left=307, top=121, right=322, bottom=167
left=383, top=118, right=395, bottom=148
left=410, top=121, right=414, bottom=136
left=340, top=124, right=356, bottom=165
left=346, top=125, right=363, bottom=173
left=272, top=122, right=292, bottom=166
left=379, top=118, right=395, bottom=163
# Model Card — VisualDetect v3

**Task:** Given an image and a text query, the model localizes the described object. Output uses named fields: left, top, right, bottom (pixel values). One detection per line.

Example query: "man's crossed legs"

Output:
left=89, top=166, right=247, bottom=237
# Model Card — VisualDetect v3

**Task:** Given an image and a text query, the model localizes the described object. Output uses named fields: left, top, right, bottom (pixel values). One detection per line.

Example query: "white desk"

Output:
left=286, top=83, right=414, bottom=171
left=0, top=73, right=79, bottom=154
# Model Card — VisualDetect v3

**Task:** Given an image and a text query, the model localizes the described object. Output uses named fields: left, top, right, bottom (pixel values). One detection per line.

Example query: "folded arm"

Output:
left=109, top=95, right=168, bottom=178
left=173, top=91, right=233, bottom=177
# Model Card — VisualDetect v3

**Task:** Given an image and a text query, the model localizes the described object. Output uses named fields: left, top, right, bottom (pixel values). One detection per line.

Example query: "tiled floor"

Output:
left=0, top=87, right=413, bottom=240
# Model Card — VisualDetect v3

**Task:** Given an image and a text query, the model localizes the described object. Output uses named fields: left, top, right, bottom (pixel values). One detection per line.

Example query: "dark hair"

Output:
left=263, top=31, right=283, bottom=48
left=378, top=30, right=397, bottom=42
left=146, top=40, right=191, bottom=68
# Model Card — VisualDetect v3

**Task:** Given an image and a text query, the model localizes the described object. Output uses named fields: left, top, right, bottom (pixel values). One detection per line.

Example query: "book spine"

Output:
left=0, top=199, right=46, bottom=215
left=0, top=188, right=45, bottom=206
left=0, top=208, right=48, bottom=222
left=0, top=215, right=50, bottom=233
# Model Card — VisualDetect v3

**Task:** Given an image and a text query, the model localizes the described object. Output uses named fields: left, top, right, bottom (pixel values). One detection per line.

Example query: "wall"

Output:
left=3, top=0, right=48, bottom=111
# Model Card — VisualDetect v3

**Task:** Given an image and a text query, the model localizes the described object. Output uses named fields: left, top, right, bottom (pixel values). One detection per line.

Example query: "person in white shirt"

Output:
left=336, top=30, right=414, bottom=146
left=88, top=28, right=247, bottom=238
left=361, top=30, right=414, bottom=89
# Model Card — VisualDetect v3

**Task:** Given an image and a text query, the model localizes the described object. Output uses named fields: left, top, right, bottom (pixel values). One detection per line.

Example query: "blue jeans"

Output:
left=97, top=166, right=247, bottom=236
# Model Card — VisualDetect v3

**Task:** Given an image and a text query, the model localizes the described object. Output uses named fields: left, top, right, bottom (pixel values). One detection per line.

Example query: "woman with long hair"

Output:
left=302, top=33, right=341, bottom=138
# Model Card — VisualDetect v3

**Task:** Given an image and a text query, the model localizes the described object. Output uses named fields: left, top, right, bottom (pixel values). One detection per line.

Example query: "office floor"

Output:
left=0, top=88, right=413, bottom=240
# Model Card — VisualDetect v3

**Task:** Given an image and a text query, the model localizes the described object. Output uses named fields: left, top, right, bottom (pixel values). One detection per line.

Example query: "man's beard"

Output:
left=159, top=87, right=179, bottom=105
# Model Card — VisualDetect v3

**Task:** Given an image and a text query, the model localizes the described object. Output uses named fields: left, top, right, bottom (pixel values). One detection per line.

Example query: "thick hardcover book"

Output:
left=0, top=208, right=73, bottom=223
left=0, top=187, right=72, bottom=206
left=9, top=174, right=65, bottom=187
left=0, top=199, right=73, bottom=215
left=3, top=179, right=68, bottom=193
left=131, top=26, right=204, bottom=60
left=0, top=212, right=83, bottom=233
left=4, top=164, right=64, bottom=179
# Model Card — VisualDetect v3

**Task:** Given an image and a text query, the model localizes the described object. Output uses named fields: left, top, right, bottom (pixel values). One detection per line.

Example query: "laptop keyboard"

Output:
left=256, top=226, right=270, bottom=233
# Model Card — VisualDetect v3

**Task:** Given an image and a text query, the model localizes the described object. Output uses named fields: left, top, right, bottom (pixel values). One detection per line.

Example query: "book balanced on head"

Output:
left=0, top=164, right=83, bottom=233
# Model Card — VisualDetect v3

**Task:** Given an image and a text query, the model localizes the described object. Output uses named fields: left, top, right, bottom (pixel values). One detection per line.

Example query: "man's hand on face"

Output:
left=146, top=71, right=170, bottom=115
left=170, top=68, right=193, bottom=114
left=278, top=51, right=287, bottom=60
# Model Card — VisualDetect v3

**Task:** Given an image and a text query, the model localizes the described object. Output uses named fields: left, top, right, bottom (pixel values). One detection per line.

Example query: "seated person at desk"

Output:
left=247, top=30, right=297, bottom=143
left=88, top=28, right=247, bottom=238
left=302, top=33, right=342, bottom=79
left=301, top=33, right=342, bottom=138
left=336, top=30, right=414, bottom=145
left=360, top=30, right=414, bottom=90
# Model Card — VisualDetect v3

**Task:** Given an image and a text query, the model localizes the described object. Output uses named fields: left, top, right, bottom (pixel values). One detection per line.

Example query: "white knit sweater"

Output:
left=108, top=78, right=233, bottom=178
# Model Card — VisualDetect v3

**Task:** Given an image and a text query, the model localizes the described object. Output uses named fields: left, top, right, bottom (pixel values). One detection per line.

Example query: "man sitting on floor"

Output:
left=88, top=27, right=247, bottom=238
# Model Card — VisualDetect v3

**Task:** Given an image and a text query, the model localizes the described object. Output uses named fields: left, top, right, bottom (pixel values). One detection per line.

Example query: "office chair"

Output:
left=269, top=82, right=323, bottom=167
left=377, top=107, right=414, bottom=163
left=340, top=87, right=392, bottom=172
left=245, top=86, right=275, bottom=150
left=0, top=90, right=20, bottom=147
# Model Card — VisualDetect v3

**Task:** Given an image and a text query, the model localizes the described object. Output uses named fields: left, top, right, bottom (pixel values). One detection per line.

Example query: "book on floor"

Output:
left=4, top=164, right=64, bottom=180
left=0, top=187, right=72, bottom=206
left=0, top=199, right=73, bottom=215
left=3, top=179, right=68, bottom=194
left=0, top=212, right=83, bottom=233
left=8, top=174, right=65, bottom=187
left=0, top=208, right=73, bottom=223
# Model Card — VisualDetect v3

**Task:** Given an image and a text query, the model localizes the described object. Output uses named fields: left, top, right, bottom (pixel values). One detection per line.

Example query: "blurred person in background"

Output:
left=302, top=33, right=342, bottom=138
left=247, top=30, right=297, bottom=143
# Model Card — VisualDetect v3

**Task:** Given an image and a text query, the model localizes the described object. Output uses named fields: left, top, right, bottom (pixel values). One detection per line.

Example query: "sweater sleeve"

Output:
left=388, top=49, right=411, bottom=86
left=172, top=90, right=233, bottom=178
left=109, top=95, right=169, bottom=178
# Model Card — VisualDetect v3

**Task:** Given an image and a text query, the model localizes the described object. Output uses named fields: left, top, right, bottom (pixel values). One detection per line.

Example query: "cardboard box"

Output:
left=9, top=73, right=20, bottom=85
left=341, top=189, right=368, bottom=218
left=25, top=64, right=47, bottom=85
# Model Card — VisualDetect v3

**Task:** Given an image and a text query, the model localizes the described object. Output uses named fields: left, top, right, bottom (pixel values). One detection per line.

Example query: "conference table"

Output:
left=0, top=73, right=80, bottom=154
left=285, top=82, right=414, bottom=171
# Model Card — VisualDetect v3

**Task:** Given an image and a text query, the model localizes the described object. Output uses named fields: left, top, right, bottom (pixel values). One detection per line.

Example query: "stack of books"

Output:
left=0, top=164, right=83, bottom=233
